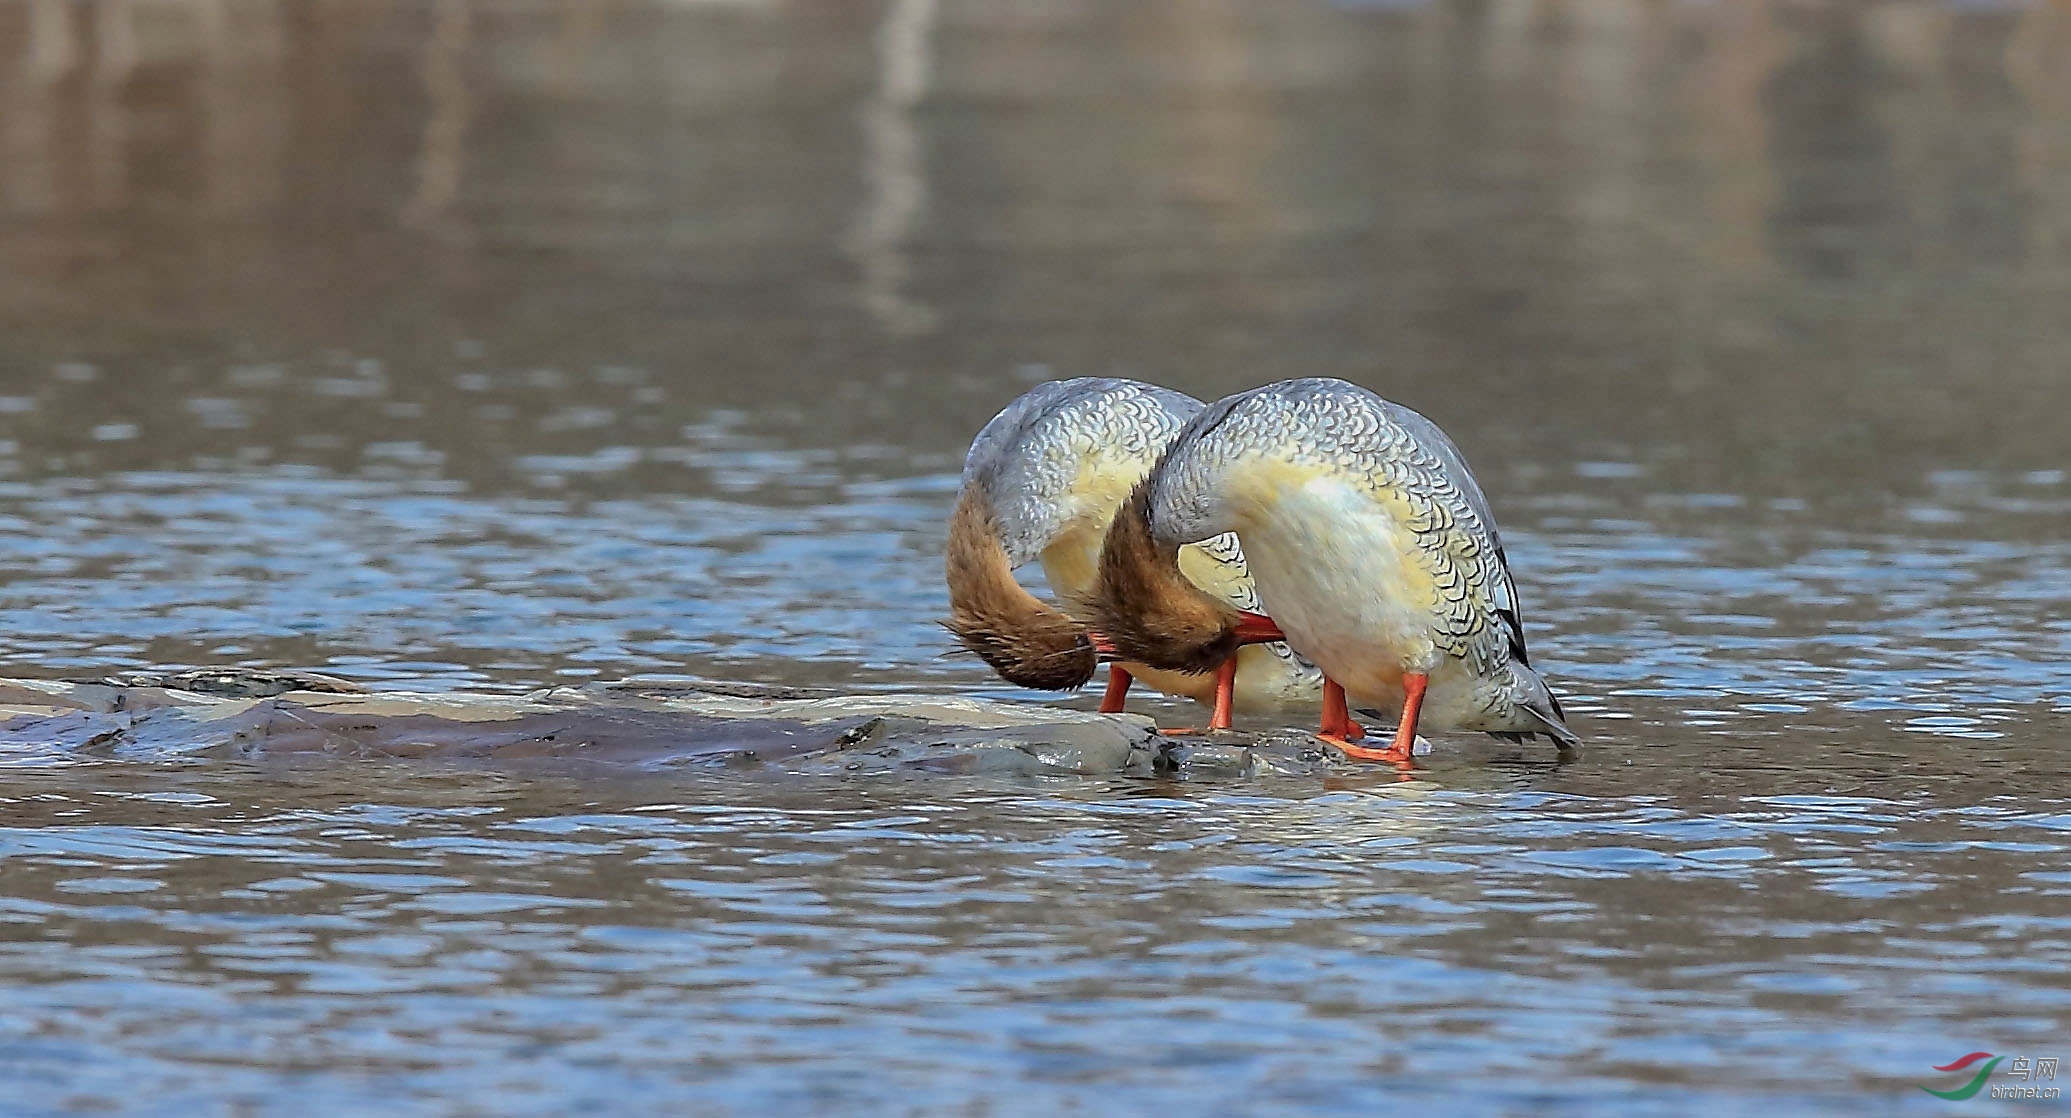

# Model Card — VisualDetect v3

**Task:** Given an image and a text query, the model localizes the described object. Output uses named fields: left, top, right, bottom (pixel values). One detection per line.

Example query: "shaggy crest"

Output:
left=943, top=489, right=1098, bottom=691
left=1082, top=483, right=1245, bottom=677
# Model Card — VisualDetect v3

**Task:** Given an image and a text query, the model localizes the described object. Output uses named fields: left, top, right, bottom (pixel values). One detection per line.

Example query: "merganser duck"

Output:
left=1087, top=377, right=1578, bottom=763
left=945, top=377, right=1319, bottom=727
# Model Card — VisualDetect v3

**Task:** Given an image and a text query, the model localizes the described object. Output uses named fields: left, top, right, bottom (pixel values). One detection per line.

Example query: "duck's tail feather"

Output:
left=1519, top=704, right=1581, bottom=750
left=1505, top=662, right=1582, bottom=750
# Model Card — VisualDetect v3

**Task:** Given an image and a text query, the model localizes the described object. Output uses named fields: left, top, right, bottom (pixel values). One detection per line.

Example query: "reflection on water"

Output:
left=0, top=1, right=2067, bottom=1113
left=847, top=0, right=941, bottom=336
left=0, top=0, right=2067, bottom=486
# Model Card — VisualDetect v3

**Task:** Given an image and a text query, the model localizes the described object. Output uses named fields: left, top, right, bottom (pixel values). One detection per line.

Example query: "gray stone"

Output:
left=0, top=670, right=1435, bottom=778
left=0, top=672, right=1171, bottom=775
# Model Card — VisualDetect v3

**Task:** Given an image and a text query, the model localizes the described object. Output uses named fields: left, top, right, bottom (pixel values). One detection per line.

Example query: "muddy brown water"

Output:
left=0, top=2, right=2067, bottom=1114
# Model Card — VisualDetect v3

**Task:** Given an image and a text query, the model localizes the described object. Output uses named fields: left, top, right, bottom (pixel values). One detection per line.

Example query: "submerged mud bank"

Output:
left=0, top=672, right=1338, bottom=778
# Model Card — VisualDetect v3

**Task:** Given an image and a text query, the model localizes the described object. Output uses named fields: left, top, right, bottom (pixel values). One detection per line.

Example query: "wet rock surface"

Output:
left=0, top=671, right=1341, bottom=777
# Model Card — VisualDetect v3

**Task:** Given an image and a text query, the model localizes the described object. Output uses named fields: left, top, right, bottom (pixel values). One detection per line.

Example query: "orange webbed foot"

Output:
left=1321, top=736, right=1410, bottom=762
left=1318, top=734, right=1416, bottom=771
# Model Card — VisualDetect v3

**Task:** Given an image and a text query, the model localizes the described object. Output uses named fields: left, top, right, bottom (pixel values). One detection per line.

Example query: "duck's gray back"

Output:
left=962, top=378, right=1203, bottom=566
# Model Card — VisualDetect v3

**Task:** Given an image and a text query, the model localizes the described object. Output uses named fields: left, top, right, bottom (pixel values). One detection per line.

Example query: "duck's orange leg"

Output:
left=1326, top=673, right=1425, bottom=767
left=1097, top=665, right=1133, bottom=714
left=1316, top=678, right=1365, bottom=743
left=1207, top=657, right=1238, bottom=731
left=1157, top=657, right=1241, bottom=736
left=1394, top=672, right=1428, bottom=753
left=1145, top=612, right=1274, bottom=736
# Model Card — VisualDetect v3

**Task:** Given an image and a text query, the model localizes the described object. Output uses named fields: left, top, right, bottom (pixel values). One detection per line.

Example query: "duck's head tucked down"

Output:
left=943, top=377, right=1205, bottom=691
left=1085, top=483, right=1282, bottom=677
left=944, top=484, right=1099, bottom=690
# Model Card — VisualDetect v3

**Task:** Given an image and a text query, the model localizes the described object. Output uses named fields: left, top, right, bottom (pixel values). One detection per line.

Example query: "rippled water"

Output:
left=1, top=1, right=2068, bottom=1114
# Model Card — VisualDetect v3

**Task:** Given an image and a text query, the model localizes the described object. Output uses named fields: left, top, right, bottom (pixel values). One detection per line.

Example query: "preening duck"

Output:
left=945, top=377, right=1319, bottom=727
left=1088, top=377, right=1578, bottom=763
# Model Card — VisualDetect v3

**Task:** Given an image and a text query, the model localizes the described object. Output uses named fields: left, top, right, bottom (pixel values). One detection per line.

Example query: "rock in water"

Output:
left=0, top=673, right=1172, bottom=775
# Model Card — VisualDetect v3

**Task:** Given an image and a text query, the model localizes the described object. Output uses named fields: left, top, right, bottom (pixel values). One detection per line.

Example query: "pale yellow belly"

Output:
left=1229, top=472, right=1486, bottom=725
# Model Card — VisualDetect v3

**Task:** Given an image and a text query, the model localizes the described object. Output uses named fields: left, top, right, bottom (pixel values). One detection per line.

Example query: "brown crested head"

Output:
left=1082, top=481, right=1245, bottom=676
left=942, top=487, right=1098, bottom=691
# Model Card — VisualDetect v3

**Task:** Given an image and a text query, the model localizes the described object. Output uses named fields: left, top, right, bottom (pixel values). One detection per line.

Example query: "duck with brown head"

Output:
left=1088, top=378, right=1579, bottom=766
left=945, top=378, right=1320, bottom=728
